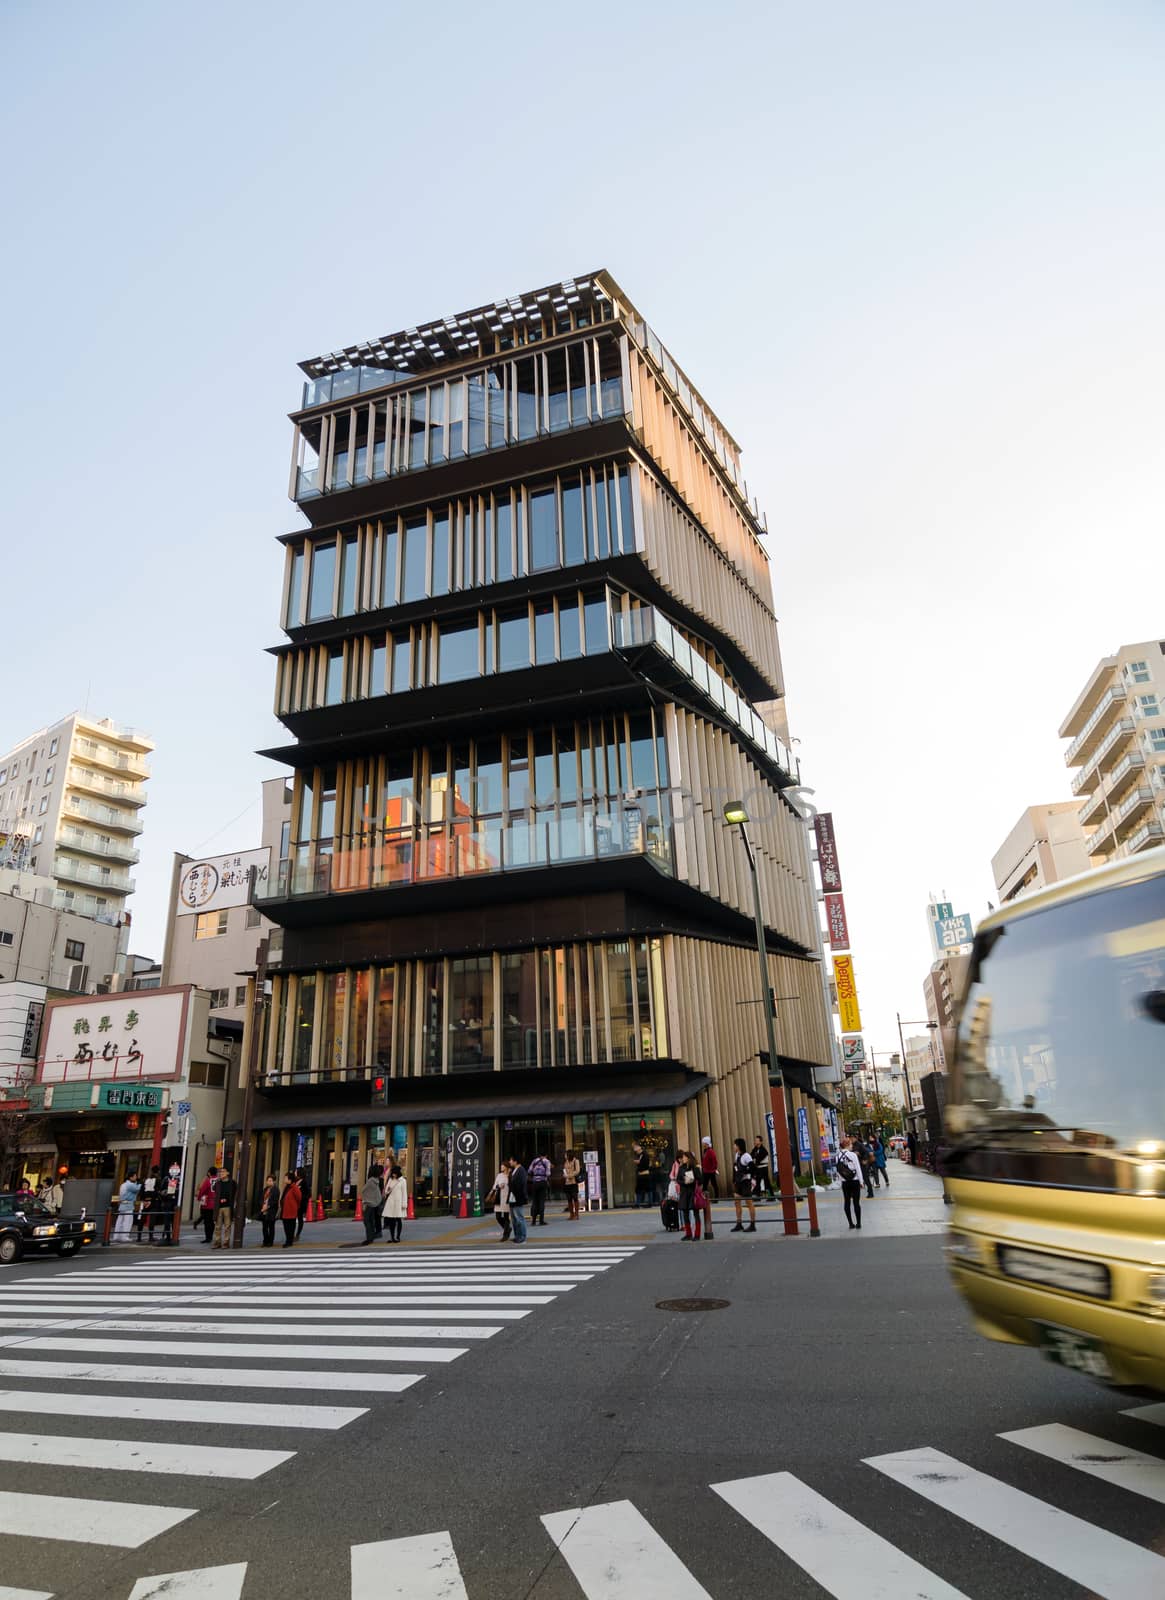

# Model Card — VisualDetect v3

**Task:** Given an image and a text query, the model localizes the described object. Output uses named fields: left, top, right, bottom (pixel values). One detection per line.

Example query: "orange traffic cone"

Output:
left=406, top=1194, right=415, bottom=1220
left=355, top=1195, right=364, bottom=1222
left=315, top=1197, right=325, bottom=1221
left=458, top=1191, right=468, bottom=1219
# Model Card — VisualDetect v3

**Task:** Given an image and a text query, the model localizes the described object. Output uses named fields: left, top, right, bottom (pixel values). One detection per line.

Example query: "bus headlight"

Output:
left=946, top=1231, right=981, bottom=1266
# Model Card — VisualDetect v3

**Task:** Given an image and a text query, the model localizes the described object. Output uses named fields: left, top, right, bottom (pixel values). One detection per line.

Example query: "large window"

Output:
left=501, top=951, right=538, bottom=1067
left=307, top=541, right=336, bottom=622
left=449, top=956, right=493, bottom=1071
left=194, top=910, right=229, bottom=939
left=438, top=621, right=479, bottom=685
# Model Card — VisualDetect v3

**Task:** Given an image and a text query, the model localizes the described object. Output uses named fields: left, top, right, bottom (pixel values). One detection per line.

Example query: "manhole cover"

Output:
left=655, top=1297, right=730, bottom=1313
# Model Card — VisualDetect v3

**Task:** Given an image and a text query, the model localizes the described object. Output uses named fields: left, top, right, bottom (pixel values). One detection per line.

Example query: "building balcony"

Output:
left=56, top=825, right=140, bottom=865
left=71, top=737, right=150, bottom=778
left=1126, top=818, right=1165, bottom=854
left=1106, top=750, right=1146, bottom=803
left=612, top=606, right=797, bottom=784
left=1077, top=786, right=1108, bottom=828
left=66, top=765, right=146, bottom=806
left=63, top=795, right=144, bottom=835
left=34, top=888, right=120, bottom=925
left=1094, top=718, right=1137, bottom=774
left=1064, top=685, right=1127, bottom=766
left=1087, top=812, right=1118, bottom=858
left=52, top=855, right=135, bottom=894
left=77, top=718, right=154, bottom=753
left=1111, top=786, right=1155, bottom=840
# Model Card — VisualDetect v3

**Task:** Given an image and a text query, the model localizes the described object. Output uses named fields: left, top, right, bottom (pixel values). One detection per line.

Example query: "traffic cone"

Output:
left=406, top=1194, right=415, bottom=1220
left=458, top=1191, right=468, bottom=1220
left=355, top=1195, right=364, bottom=1222
left=316, top=1197, right=326, bottom=1221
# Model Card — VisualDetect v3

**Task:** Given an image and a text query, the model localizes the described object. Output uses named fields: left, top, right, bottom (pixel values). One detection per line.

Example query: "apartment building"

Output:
left=0, top=713, right=152, bottom=926
left=1062, top=641, right=1165, bottom=862
left=923, top=951, right=971, bottom=1072
left=991, top=801, right=1094, bottom=904
left=245, top=271, right=835, bottom=1211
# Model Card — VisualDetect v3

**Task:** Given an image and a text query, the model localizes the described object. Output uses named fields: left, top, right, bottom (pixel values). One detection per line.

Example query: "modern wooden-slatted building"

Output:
left=243, top=271, right=837, bottom=1210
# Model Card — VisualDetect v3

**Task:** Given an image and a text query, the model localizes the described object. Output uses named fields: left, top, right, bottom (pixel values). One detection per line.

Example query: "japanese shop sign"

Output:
left=841, top=1035, right=866, bottom=1072
left=814, top=813, right=842, bottom=892
left=95, top=1083, right=165, bottom=1112
left=824, top=892, right=850, bottom=950
left=39, top=989, right=190, bottom=1084
left=176, top=849, right=270, bottom=916
left=833, top=954, right=862, bottom=1034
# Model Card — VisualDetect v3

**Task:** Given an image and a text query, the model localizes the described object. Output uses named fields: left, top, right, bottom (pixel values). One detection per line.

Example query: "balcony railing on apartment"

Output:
left=1106, top=750, right=1146, bottom=798
left=1094, top=718, right=1136, bottom=774
left=1127, top=818, right=1165, bottom=854
left=612, top=607, right=797, bottom=781
left=57, top=826, right=140, bottom=866
left=63, top=795, right=144, bottom=835
left=72, top=738, right=150, bottom=777
left=1064, top=685, right=1127, bottom=766
left=66, top=764, right=144, bottom=804
left=1112, top=787, right=1155, bottom=837
left=1087, top=813, right=1117, bottom=855
left=256, top=808, right=673, bottom=905
left=34, top=888, right=120, bottom=925
left=53, top=855, right=135, bottom=893
left=1077, top=786, right=1108, bottom=828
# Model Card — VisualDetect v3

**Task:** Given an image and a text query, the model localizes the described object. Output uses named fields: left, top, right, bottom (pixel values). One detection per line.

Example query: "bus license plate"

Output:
left=1036, top=1323, right=1113, bottom=1381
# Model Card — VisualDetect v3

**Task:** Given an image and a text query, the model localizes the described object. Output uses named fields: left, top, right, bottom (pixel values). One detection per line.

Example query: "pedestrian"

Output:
left=873, top=1135, right=890, bottom=1188
left=196, top=1166, right=218, bottom=1243
left=561, top=1150, right=582, bottom=1222
left=750, top=1135, right=774, bottom=1201
left=382, top=1165, right=407, bottom=1242
left=360, top=1168, right=383, bottom=1245
left=487, top=1163, right=511, bottom=1240
left=280, top=1170, right=302, bottom=1247
left=632, top=1142, right=652, bottom=1208
left=730, top=1138, right=757, bottom=1233
left=699, top=1136, right=719, bottom=1201
left=156, top=1163, right=180, bottom=1246
left=259, top=1173, right=279, bottom=1247
left=136, top=1164, right=161, bottom=1242
left=677, top=1150, right=704, bottom=1241
left=295, top=1169, right=309, bottom=1238
left=506, top=1157, right=529, bottom=1244
left=213, top=1166, right=237, bottom=1250
left=854, top=1133, right=875, bottom=1199
left=113, top=1172, right=140, bottom=1240
left=528, top=1150, right=552, bottom=1226
left=907, top=1128, right=918, bottom=1166
left=836, top=1137, right=864, bottom=1230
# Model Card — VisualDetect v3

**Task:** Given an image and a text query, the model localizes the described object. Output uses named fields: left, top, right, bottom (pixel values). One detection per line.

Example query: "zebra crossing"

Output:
left=97, top=1398, right=1165, bottom=1598
left=0, top=1245, right=639, bottom=1598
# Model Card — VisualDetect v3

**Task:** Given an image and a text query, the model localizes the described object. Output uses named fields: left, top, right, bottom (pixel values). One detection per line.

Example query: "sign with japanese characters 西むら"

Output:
left=176, top=849, right=271, bottom=916
left=38, top=989, right=190, bottom=1084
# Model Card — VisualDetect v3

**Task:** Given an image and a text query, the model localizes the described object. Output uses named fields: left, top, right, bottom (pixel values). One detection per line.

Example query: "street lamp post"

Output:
left=723, top=801, right=799, bottom=1237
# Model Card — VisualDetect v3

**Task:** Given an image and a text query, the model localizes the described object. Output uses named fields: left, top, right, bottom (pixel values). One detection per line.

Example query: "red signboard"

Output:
left=825, top=892, right=850, bottom=949
left=814, top=813, right=843, bottom=893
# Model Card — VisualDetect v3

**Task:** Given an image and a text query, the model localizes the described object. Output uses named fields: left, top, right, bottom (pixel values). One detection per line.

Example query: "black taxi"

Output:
left=0, top=1192, right=97, bottom=1264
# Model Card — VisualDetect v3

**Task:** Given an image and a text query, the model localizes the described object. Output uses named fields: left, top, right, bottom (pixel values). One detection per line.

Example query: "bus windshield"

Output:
left=950, top=872, right=1164, bottom=1187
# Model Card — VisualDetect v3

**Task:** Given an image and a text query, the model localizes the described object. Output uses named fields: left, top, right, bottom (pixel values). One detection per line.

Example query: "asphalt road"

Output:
left=0, top=1221, right=1161, bottom=1599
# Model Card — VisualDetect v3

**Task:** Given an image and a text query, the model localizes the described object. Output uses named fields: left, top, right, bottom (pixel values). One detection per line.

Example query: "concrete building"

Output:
left=246, top=270, right=835, bottom=1212
left=923, top=951, right=971, bottom=1072
left=1061, top=640, right=1165, bottom=863
left=903, top=1034, right=935, bottom=1113
left=991, top=802, right=1094, bottom=905
left=161, top=778, right=291, bottom=1029
left=0, top=713, right=152, bottom=926
left=0, top=891, right=122, bottom=996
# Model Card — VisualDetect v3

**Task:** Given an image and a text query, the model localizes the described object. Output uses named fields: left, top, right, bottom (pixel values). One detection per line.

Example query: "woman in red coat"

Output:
left=279, top=1171, right=302, bottom=1248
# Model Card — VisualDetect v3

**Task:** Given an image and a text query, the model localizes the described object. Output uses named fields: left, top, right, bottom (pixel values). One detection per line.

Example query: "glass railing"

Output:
left=53, top=855, right=134, bottom=892
left=612, top=607, right=796, bottom=780
left=1127, top=819, right=1165, bottom=854
left=58, top=827, right=140, bottom=865
left=72, top=739, right=150, bottom=776
left=34, top=888, right=120, bottom=925
left=64, top=796, right=144, bottom=833
left=66, top=765, right=143, bottom=802
left=301, top=365, right=415, bottom=410
left=256, top=806, right=674, bottom=904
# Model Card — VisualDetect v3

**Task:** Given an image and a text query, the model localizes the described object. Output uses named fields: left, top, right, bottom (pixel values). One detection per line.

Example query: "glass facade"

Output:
left=263, top=937, right=667, bottom=1084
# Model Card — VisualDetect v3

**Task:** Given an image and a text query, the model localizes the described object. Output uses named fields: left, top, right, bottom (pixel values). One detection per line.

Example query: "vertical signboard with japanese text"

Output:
left=824, top=892, right=850, bottom=950
left=833, top=954, right=862, bottom=1035
left=814, top=813, right=842, bottom=892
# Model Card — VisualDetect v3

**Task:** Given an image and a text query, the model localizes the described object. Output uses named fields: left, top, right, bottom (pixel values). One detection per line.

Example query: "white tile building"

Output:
left=1061, top=641, right=1165, bottom=862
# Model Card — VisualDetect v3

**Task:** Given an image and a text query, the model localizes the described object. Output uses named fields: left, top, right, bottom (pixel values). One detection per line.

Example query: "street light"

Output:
left=723, top=800, right=799, bottom=1237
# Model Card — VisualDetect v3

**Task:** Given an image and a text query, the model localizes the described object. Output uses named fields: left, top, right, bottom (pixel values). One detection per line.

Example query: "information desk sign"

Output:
left=450, top=1128, right=485, bottom=1216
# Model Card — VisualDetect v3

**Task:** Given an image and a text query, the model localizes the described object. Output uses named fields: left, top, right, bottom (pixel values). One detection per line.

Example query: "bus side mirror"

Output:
left=1140, top=990, right=1165, bottom=1025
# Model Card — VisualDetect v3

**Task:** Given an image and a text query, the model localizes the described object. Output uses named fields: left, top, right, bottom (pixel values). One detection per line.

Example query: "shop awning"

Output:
left=233, top=1077, right=709, bottom=1134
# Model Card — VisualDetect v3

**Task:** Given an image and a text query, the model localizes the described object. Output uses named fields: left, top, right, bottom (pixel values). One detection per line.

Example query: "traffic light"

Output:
left=372, top=1075, right=387, bottom=1103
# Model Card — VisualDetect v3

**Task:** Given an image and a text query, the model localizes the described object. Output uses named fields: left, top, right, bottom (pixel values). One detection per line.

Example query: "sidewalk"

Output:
left=90, top=1164, right=946, bottom=1253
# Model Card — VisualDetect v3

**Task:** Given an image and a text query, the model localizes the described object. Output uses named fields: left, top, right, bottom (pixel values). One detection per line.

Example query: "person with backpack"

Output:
left=730, top=1138, right=757, bottom=1233
left=528, top=1150, right=552, bottom=1226
left=280, top=1171, right=302, bottom=1247
left=213, top=1167, right=237, bottom=1250
left=751, top=1135, right=774, bottom=1201
left=836, top=1137, right=864, bottom=1230
left=259, top=1173, right=279, bottom=1247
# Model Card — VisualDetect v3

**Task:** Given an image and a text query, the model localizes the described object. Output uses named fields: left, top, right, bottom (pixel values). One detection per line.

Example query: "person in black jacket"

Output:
left=213, top=1168, right=237, bottom=1250
left=259, top=1173, right=279, bottom=1247
left=506, top=1158, right=529, bottom=1244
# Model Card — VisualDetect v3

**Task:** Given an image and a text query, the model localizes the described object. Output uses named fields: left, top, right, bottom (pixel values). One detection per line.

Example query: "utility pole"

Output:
left=232, top=904, right=269, bottom=1249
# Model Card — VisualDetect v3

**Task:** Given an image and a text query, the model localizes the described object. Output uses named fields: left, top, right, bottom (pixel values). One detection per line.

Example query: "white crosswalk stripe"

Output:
left=0, top=1587, right=54, bottom=1600
left=542, top=1500, right=713, bottom=1598
left=127, top=1563, right=246, bottom=1599
left=0, top=1242, right=642, bottom=1591
left=352, top=1532, right=468, bottom=1599
left=1125, top=1401, right=1165, bottom=1427
left=1002, top=1421, right=1165, bottom=1504
left=865, top=1445, right=1165, bottom=1596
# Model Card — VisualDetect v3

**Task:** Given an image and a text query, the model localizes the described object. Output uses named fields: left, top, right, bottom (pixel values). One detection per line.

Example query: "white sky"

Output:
left=2, top=1, right=1162, bottom=1056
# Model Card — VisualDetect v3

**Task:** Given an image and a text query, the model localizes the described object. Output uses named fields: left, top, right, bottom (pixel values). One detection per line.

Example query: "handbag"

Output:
left=693, top=1184, right=705, bottom=1209
left=667, top=1179, right=681, bottom=1202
